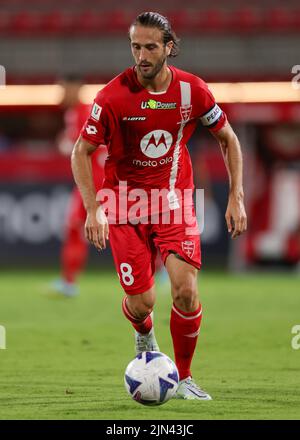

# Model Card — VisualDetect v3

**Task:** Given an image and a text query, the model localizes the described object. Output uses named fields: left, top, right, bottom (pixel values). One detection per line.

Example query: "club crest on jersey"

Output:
left=91, top=103, right=102, bottom=121
left=140, top=130, right=173, bottom=158
left=181, top=240, right=195, bottom=258
left=141, top=99, right=177, bottom=110
left=180, top=104, right=193, bottom=122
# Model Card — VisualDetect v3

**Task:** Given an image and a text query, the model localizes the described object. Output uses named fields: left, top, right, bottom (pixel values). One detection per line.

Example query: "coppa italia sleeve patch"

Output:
left=91, top=103, right=102, bottom=121
left=200, top=104, right=223, bottom=128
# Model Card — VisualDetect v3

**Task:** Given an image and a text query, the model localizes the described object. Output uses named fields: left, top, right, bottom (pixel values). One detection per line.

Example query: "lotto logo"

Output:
left=86, top=125, right=98, bottom=135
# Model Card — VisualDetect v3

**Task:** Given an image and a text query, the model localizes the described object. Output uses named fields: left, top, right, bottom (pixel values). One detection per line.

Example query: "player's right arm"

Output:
left=71, top=135, right=108, bottom=250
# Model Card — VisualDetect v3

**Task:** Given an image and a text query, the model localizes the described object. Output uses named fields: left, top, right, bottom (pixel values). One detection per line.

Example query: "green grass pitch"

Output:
left=0, top=269, right=300, bottom=420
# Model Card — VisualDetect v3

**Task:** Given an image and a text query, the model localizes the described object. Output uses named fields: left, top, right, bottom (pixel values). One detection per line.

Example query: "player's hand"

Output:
left=225, top=192, right=247, bottom=239
left=85, top=206, right=109, bottom=250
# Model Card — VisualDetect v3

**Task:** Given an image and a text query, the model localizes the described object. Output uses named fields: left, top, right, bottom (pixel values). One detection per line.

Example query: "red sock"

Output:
left=61, top=226, right=88, bottom=283
left=170, top=303, right=202, bottom=380
left=122, top=297, right=153, bottom=334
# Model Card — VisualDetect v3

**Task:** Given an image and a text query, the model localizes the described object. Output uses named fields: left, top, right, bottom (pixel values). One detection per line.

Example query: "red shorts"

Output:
left=109, top=213, right=201, bottom=295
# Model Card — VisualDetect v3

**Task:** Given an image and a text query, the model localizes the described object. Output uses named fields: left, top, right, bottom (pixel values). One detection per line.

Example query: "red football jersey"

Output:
left=81, top=66, right=226, bottom=214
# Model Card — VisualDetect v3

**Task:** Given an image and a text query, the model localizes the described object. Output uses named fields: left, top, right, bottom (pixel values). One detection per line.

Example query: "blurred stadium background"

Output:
left=0, top=0, right=300, bottom=270
left=0, top=0, right=300, bottom=420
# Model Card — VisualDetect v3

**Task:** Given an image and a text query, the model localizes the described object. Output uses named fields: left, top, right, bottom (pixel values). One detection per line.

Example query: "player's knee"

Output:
left=130, top=303, right=153, bottom=320
left=173, top=283, right=198, bottom=312
left=127, top=297, right=154, bottom=320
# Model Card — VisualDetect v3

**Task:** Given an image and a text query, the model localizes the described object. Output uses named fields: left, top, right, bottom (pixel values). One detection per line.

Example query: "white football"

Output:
left=124, top=351, right=179, bottom=406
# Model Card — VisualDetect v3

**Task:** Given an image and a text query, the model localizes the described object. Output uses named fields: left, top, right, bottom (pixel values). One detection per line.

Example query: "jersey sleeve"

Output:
left=80, top=90, right=115, bottom=146
left=195, top=79, right=227, bottom=132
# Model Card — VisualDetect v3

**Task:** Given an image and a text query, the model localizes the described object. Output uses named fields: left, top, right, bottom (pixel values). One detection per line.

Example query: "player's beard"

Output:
left=138, top=54, right=167, bottom=80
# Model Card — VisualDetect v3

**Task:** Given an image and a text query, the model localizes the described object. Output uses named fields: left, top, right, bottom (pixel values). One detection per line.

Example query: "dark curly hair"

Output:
left=130, top=12, right=180, bottom=58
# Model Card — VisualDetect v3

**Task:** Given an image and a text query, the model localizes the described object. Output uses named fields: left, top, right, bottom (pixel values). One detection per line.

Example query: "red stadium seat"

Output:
left=0, top=12, right=12, bottom=34
left=166, top=10, right=190, bottom=33
left=189, top=9, right=227, bottom=33
left=290, top=9, right=300, bottom=31
left=39, top=11, right=66, bottom=35
left=102, top=10, right=128, bottom=33
left=75, top=11, right=109, bottom=35
left=228, top=8, right=262, bottom=33
left=10, top=12, right=40, bottom=35
left=1, top=5, right=299, bottom=36
left=264, top=7, right=293, bottom=32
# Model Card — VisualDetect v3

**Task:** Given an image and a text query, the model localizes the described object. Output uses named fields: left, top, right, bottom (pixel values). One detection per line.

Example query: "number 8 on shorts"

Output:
left=120, top=263, right=134, bottom=286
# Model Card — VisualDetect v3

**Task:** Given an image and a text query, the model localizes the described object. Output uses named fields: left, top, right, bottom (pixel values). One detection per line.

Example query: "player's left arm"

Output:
left=212, top=123, right=247, bottom=239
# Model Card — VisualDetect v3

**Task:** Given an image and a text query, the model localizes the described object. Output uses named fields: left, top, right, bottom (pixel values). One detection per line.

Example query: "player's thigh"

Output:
left=153, top=215, right=200, bottom=309
left=153, top=213, right=201, bottom=272
left=109, top=224, right=156, bottom=295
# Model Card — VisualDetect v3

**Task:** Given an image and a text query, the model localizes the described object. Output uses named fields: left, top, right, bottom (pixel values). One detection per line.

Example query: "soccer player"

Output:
left=71, top=12, right=247, bottom=399
left=51, top=75, right=106, bottom=296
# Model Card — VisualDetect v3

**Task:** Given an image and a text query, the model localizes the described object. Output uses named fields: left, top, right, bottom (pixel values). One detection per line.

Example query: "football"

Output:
left=124, top=351, right=179, bottom=406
